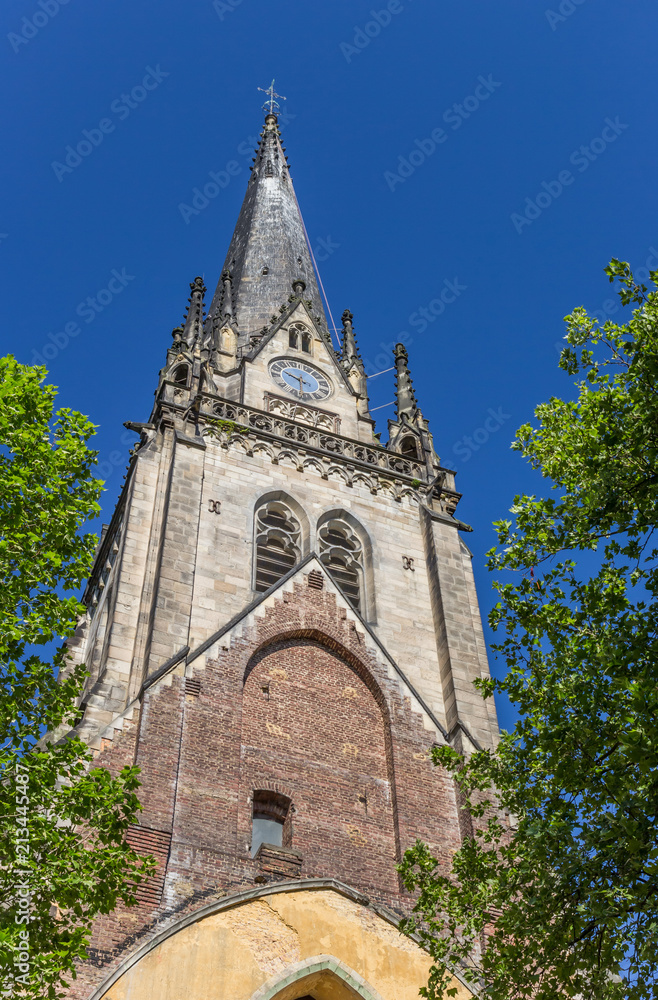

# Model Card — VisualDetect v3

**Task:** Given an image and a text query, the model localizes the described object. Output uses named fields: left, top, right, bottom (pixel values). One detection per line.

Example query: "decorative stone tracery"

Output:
left=254, top=500, right=302, bottom=592
left=318, top=517, right=364, bottom=613
left=264, top=392, right=340, bottom=433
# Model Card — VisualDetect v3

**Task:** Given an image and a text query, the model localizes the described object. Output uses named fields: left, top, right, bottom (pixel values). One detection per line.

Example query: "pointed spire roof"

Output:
left=341, top=310, right=363, bottom=370
left=218, top=269, right=235, bottom=324
left=208, top=112, right=328, bottom=344
left=182, top=276, right=206, bottom=347
left=393, top=343, right=418, bottom=420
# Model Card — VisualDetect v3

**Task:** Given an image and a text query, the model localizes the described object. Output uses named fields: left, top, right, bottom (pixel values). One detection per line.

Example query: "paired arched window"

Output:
left=318, top=517, right=364, bottom=613
left=287, top=324, right=312, bottom=354
left=252, top=498, right=372, bottom=618
left=254, top=500, right=302, bottom=592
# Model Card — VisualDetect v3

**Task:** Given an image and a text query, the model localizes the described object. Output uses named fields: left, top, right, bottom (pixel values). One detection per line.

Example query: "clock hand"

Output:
left=284, top=369, right=314, bottom=394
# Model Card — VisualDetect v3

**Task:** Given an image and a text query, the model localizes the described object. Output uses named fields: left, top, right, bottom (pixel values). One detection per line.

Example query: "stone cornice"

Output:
left=159, top=387, right=461, bottom=509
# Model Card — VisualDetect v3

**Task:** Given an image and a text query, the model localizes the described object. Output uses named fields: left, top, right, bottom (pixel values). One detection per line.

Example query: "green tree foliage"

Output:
left=0, top=358, right=154, bottom=999
left=399, top=262, right=658, bottom=999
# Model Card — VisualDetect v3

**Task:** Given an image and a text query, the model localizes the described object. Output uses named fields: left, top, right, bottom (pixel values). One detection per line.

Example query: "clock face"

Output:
left=268, top=358, right=332, bottom=402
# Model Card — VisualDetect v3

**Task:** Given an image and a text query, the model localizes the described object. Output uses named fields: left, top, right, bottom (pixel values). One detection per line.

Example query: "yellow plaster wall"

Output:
left=99, top=888, right=472, bottom=1000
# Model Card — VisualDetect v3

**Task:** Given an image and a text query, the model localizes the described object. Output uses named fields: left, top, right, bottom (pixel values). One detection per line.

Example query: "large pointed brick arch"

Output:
left=239, top=630, right=401, bottom=890
left=244, top=626, right=393, bottom=723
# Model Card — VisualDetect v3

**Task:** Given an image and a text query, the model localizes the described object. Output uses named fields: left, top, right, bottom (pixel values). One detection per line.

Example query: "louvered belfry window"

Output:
left=254, top=501, right=302, bottom=592
left=318, top=519, right=363, bottom=613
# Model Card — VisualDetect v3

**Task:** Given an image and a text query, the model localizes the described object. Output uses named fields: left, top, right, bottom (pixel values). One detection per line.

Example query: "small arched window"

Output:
left=255, top=501, right=302, bottom=592
left=173, top=364, right=189, bottom=387
left=318, top=518, right=364, bottom=613
left=288, top=323, right=311, bottom=354
left=251, top=791, right=292, bottom=857
left=400, top=436, right=419, bottom=459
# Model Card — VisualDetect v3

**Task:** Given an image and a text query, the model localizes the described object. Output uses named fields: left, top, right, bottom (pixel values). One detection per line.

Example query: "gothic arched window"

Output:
left=288, top=324, right=311, bottom=355
left=254, top=501, right=302, bottom=592
left=399, top=436, right=419, bottom=459
left=173, top=364, right=189, bottom=387
left=318, top=517, right=364, bottom=613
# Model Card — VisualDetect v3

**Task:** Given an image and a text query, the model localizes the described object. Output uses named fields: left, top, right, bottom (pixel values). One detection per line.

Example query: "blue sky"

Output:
left=2, top=0, right=656, bottom=731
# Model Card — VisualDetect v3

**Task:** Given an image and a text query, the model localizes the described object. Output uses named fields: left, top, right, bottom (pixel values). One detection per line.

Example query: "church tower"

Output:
left=66, top=108, right=499, bottom=1000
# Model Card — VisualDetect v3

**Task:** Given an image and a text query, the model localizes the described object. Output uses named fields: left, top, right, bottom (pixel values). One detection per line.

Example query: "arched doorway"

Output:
left=89, top=883, right=463, bottom=1000
left=248, top=954, right=384, bottom=1000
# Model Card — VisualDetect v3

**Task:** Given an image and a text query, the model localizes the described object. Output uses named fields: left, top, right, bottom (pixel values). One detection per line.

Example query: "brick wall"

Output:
left=239, top=638, right=399, bottom=895
left=68, top=577, right=464, bottom=999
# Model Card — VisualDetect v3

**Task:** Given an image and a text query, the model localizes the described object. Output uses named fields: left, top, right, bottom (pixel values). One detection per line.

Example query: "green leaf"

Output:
left=399, top=261, right=658, bottom=999
left=0, top=357, right=155, bottom=1000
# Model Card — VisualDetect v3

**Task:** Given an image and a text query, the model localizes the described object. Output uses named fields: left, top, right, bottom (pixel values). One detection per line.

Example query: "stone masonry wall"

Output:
left=76, top=360, right=499, bottom=757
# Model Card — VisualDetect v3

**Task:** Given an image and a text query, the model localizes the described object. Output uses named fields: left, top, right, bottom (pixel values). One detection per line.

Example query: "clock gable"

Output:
left=242, top=302, right=372, bottom=440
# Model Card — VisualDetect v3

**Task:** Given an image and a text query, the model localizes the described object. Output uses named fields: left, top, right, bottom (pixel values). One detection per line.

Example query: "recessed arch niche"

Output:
left=88, top=885, right=463, bottom=1000
left=238, top=634, right=399, bottom=893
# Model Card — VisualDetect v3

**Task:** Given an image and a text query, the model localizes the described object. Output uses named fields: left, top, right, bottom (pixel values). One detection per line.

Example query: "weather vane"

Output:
left=258, top=79, right=286, bottom=115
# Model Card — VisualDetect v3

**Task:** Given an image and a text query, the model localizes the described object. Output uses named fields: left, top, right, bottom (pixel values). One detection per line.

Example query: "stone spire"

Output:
left=387, top=343, right=439, bottom=474
left=341, top=310, right=362, bottom=369
left=182, top=276, right=206, bottom=348
left=218, top=269, right=235, bottom=324
left=340, top=310, right=371, bottom=421
left=393, top=343, right=418, bottom=420
left=207, top=111, right=328, bottom=343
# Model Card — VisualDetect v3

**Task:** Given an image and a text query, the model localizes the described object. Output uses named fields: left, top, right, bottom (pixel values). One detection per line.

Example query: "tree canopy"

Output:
left=0, top=357, right=153, bottom=999
left=400, top=261, right=658, bottom=999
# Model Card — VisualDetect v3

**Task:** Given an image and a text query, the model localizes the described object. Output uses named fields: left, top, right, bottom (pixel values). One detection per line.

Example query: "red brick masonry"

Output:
left=68, top=576, right=465, bottom=999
